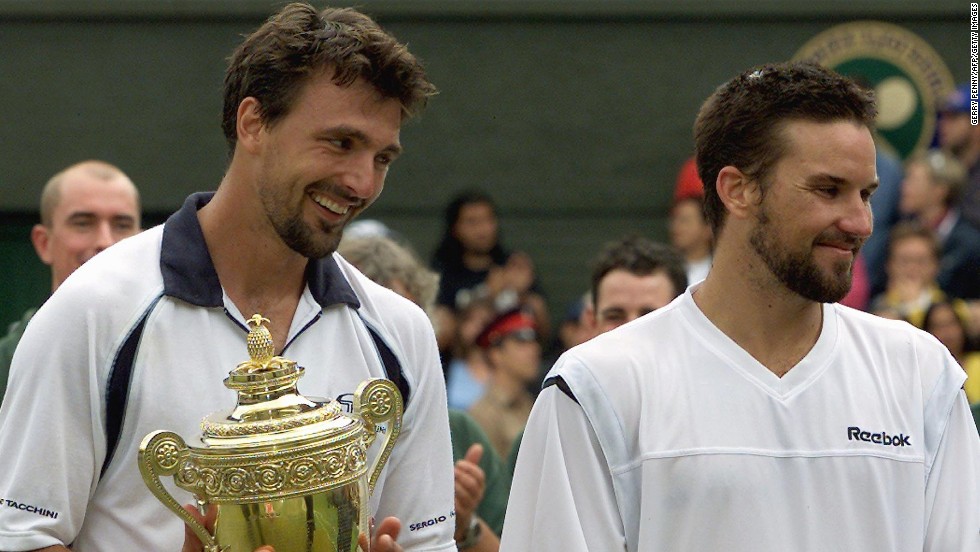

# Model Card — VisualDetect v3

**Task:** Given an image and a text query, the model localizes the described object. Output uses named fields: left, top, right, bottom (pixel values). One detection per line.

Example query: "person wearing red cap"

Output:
left=468, top=309, right=541, bottom=459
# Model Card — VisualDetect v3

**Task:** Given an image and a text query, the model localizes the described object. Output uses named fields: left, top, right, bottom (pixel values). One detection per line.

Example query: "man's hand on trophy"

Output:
left=453, top=443, right=486, bottom=541
left=358, top=516, right=403, bottom=552
left=180, top=503, right=275, bottom=552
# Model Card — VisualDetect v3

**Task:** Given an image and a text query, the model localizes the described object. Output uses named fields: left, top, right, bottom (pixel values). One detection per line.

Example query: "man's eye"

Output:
left=375, top=154, right=393, bottom=167
left=329, top=138, right=352, bottom=150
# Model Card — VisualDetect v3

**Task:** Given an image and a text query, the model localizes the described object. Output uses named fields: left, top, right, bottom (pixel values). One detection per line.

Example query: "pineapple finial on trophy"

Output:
left=245, top=314, right=275, bottom=368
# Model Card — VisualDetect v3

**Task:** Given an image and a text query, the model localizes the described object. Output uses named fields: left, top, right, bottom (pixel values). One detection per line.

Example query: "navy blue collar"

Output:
left=160, top=192, right=360, bottom=309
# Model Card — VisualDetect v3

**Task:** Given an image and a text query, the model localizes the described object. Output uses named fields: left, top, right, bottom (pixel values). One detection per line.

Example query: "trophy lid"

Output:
left=198, top=314, right=356, bottom=449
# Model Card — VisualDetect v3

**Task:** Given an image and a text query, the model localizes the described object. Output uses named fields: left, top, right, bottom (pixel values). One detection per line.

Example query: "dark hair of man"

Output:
left=590, top=235, right=688, bottom=309
left=431, top=189, right=508, bottom=271
left=222, top=2, right=437, bottom=151
left=693, top=61, right=877, bottom=235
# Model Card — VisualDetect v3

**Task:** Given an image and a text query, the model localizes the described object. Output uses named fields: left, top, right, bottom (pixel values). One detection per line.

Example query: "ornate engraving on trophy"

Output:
left=138, top=314, right=403, bottom=552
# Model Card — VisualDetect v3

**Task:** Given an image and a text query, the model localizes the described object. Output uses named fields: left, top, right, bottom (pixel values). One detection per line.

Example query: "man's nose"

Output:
left=94, top=221, right=115, bottom=252
left=337, top=153, right=381, bottom=200
left=839, top=192, right=873, bottom=239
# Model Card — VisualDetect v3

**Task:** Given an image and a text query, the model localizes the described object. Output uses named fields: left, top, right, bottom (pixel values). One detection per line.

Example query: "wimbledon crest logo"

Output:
left=793, top=21, right=955, bottom=160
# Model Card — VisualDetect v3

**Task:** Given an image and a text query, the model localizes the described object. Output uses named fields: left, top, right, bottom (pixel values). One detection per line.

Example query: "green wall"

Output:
left=0, top=0, right=971, bottom=330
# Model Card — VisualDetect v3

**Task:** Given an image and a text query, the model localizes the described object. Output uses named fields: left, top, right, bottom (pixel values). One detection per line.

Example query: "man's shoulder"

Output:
left=63, top=226, right=165, bottom=293
left=565, top=300, right=688, bottom=366
left=833, top=303, right=965, bottom=388
left=30, top=228, right=167, bottom=337
left=833, top=302, right=934, bottom=344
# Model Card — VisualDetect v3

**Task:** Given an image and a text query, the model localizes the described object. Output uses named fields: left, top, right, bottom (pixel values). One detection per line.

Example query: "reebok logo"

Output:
left=847, top=426, right=911, bottom=447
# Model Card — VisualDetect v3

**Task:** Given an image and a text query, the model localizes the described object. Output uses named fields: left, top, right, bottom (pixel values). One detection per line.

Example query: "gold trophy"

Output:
left=138, top=314, right=403, bottom=552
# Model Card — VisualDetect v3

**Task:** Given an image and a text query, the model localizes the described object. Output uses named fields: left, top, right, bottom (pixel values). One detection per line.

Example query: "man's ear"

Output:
left=236, top=97, right=265, bottom=155
left=716, top=165, right=759, bottom=221
left=30, top=224, right=53, bottom=266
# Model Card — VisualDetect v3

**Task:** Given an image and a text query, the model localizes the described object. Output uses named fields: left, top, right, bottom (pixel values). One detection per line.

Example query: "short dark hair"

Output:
left=590, top=235, right=688, bottom=308
left=694, top=61, right=877, bottom=234
left=222, top=2, right=437, bottom=151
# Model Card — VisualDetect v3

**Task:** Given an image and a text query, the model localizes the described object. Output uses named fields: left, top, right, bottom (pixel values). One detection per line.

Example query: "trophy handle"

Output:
left=138, top=430, right=220, bottom=552
left=353, top=378, right=403, bottom=495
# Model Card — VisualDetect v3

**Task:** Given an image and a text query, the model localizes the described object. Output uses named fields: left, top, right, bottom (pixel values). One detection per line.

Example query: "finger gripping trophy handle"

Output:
left=353, top=379, right=404, bottom=495
left=138, top=430, right=219, bottom=552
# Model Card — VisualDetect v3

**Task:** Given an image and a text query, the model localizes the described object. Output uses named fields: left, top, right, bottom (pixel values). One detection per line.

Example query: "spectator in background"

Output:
left=584, top=234, right=688, bottom=337
left=670, top=157, right=714, bottom=285
left=937, top=83, right=980, bottom=229
left=898, top=148, right=980, bottom=300
left=431, top=190, right=550, bottom=362
left=469, top=309, right=541, bottom=459
left=445, top=298, right=496, bottom=411
left=868, top=222, right=945, bottom=327
left=921, top=300, right=980, bottom=404
left=669, top=196, right=713, bottom=286
left=338, top=233, right=439, bottom=323
left=0, top=160, right=141, bottom=399
left=338, top=234, right=506, bottom=551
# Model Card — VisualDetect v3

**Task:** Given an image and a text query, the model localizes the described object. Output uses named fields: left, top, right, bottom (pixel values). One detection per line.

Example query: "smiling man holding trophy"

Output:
left=0, top=4, right=453, bottom=551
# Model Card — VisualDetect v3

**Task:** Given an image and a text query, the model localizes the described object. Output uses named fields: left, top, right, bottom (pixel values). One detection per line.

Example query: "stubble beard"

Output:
left=259, top=180, right=345, bottom=260
left=273, top=212, right=343, bottom=260
left=749, top=206, right=855, bottom=304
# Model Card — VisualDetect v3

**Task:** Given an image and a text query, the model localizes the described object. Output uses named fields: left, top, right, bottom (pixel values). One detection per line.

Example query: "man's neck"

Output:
left=693, top=245, right=823, bottom=378
left=198, top=174, right=308, bottom=352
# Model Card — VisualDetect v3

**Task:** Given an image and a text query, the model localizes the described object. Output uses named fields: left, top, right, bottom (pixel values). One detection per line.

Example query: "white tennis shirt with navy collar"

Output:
left=0, top=192, right=457, bottom=551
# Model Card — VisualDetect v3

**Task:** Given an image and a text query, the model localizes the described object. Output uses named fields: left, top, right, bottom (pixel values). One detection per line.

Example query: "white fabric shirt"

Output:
left=502, top=287, right=980, bottom=551
left=0, top=193, right=456, bottom=551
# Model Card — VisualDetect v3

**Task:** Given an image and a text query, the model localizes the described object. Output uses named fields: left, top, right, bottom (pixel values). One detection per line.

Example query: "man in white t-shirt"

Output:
left=502, top=62, right=980, bottom=551
left=0, top=4, right=454, bottom=552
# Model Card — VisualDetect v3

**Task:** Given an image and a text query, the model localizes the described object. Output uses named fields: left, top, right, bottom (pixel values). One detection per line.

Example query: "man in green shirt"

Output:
left=0, top=160, right=140, bottom=400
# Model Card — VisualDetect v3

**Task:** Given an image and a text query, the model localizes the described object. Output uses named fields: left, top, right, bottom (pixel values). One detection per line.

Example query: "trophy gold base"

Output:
left=214, top=482, right=366, bottom=552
